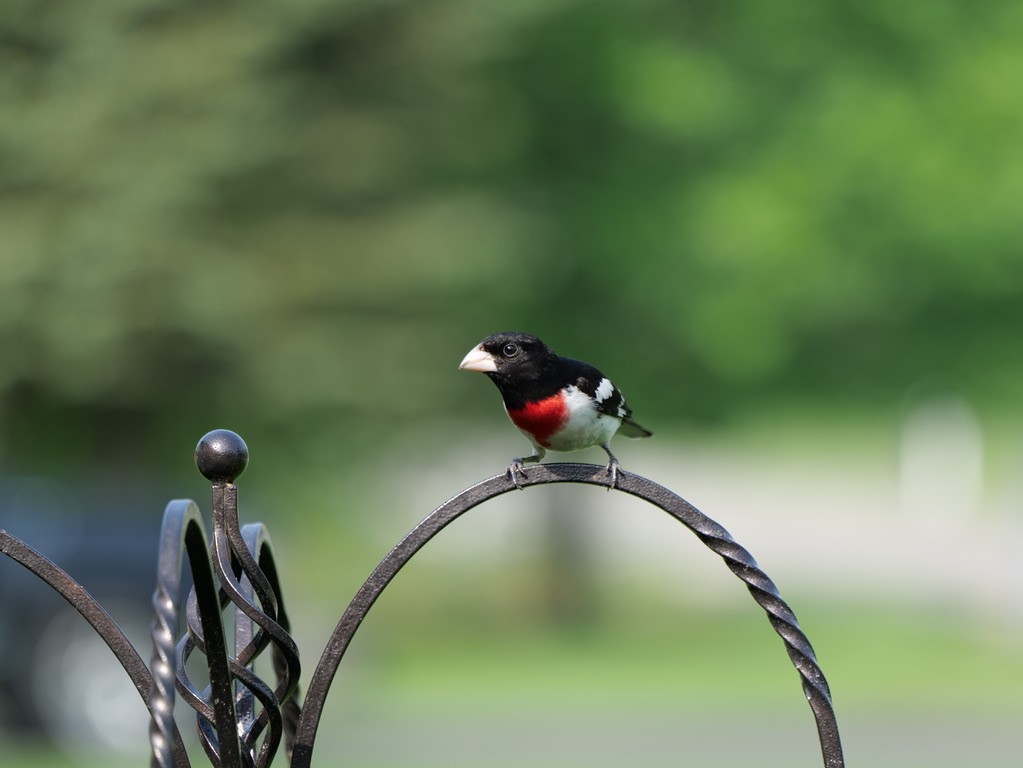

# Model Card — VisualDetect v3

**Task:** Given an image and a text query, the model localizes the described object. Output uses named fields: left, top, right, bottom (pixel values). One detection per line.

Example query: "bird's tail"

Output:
left=618, top=417, right=652, bottom=439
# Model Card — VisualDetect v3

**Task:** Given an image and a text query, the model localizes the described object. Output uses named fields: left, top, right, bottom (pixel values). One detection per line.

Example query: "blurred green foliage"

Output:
left=2, top=5, right=1021, bottom=763
left=2, top=0, right=1022, bottom=471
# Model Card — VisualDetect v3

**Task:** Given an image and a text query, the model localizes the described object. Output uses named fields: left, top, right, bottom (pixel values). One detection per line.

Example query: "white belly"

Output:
left=543, top=386, right=621, bottom=452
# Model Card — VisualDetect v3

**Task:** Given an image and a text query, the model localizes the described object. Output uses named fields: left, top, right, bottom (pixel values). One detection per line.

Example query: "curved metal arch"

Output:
left=0, top=528, right=189, bottom=767
left=292, top=463, right=844, bottom=768
left=150, top=498, right=240, bottom=768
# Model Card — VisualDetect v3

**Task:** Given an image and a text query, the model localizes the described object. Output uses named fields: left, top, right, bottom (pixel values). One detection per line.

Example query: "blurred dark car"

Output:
left=0, top=475, right=169, bottom=751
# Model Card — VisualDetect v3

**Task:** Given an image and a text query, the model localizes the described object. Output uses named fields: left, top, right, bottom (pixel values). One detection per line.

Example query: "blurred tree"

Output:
left=1, top=0, right=1021, bottom=470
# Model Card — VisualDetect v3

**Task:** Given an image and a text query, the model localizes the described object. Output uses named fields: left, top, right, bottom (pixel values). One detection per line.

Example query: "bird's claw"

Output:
left=506, top=459, right=529, bottom=489
left=604, top=459, right=620, bottom=491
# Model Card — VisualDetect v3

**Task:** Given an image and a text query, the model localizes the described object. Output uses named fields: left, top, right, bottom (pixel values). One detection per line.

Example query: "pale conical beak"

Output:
left=459, top=345, right=497, bottom=373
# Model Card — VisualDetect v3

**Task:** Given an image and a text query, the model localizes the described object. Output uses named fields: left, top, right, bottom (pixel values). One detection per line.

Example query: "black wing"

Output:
left=561, top=357, right=652, bottom=438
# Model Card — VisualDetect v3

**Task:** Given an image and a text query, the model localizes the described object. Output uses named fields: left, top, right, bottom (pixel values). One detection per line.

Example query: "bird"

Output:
left=459, top=332, right=652, bottom=487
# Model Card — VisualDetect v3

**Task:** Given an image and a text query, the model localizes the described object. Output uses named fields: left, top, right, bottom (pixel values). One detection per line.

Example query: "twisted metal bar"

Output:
left=205, top=485, right=301, bottom=767
left=227, top=521, right=302, bottom=766
left=293, top=463, right=844, bottom=768
left=149, top=503, right=195, bottom=768
left=242, top=523, right=302, bottom=763
left=611, top=467, right=843, bottom=767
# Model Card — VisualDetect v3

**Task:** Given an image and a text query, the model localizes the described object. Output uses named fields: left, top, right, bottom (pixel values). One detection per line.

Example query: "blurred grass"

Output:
left=2, top=602, right=1019, bottom=766
left=0, top=746, right=138, bottom=768
left=347, top=602, right=1023, bottom=716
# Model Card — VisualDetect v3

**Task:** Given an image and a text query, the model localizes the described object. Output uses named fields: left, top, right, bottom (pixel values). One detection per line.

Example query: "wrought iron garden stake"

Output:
left=2, top=427, right=843, bottom=767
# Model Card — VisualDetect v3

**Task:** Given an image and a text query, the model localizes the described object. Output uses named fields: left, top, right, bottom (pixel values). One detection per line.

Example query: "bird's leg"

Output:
left=507, top=447, right=545, bottom=489
left=600, top=444, right=620, bottom=490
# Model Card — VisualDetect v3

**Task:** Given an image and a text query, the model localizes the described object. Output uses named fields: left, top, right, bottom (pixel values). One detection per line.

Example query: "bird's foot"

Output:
left=506, top=458, right=530, bottom=489
left=603, top=458, right=621, bottom=490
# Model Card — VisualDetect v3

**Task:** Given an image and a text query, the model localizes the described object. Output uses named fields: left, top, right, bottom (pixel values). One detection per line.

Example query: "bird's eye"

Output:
left=502, top=343, right=520, bottom=358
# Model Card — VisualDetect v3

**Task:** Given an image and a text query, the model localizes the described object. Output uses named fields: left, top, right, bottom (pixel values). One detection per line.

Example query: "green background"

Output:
left=1, top=0, right=1021, bottom=765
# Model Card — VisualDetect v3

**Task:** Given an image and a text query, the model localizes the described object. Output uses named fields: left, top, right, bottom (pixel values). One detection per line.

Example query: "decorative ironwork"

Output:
left=0, top=429, right=845, bottom=768
left=150, top=430, right=302, bottom=768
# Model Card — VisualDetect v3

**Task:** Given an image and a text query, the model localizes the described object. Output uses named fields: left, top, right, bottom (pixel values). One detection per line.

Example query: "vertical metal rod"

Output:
left=194, top=487, right=245, bottom=768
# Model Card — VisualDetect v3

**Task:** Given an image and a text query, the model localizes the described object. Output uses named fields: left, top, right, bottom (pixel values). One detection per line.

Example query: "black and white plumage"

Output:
left=459, top=332, right=651, bottom=486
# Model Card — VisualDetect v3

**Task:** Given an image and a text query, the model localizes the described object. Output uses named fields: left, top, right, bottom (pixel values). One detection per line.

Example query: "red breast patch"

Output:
left=507, top=393, right=567, bottom=448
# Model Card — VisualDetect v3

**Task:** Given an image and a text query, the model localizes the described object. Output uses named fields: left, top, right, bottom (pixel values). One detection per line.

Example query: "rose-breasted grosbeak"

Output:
left=459, top=332, right=652, bottom=487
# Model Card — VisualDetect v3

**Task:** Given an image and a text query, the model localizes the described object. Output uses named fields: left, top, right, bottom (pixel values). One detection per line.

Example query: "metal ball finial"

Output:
left=195, top=429, right=249, bottom=483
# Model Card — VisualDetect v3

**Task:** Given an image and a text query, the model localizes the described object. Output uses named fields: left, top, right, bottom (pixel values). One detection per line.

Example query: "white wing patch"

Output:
left=594, top=377, right=615, bottom=404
